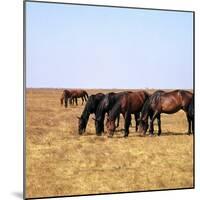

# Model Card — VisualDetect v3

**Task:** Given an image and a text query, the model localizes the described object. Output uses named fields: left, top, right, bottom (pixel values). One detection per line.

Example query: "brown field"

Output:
left=26, top=89, right=194, bottom=199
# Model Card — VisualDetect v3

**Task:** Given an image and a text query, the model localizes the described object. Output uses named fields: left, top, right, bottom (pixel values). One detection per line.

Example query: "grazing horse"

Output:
left=94, top=92, right=124, bottom=135
left=105, top=91, right=149, bottom=137
left=60, top=89, right=89, bottom=107
left=60, top=90, right=66, bottom=105
left=77, top=93, right=105, bottom=135
left=139, top=90, right=193, bottom=136
left=69, top=90, right=89, bottom=106
left=60, top=89, right=72, bottom=107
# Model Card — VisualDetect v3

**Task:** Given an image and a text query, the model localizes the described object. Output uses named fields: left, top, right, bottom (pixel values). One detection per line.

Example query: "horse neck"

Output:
left=109, top=102, right=121, bottom=121
left=96, top=99, right=107, bottom=120
left=81, top=103, right=91, bottom=121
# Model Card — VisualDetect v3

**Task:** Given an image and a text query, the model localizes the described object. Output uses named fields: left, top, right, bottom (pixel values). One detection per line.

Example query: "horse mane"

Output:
left=95, top=96, right=107, bottom=121
left=81, top=95, right=94, bottom=120
left=108, top=100, right=122, bottom=121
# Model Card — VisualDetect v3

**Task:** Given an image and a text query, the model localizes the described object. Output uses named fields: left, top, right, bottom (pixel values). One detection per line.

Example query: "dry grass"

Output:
left=26, top=89, right=194, bottom=198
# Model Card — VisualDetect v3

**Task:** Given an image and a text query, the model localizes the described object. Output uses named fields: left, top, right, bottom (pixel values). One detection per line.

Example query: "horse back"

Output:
left=126, top=91, right=149, bottom=113
left=160, top=90, right=193, bottom=113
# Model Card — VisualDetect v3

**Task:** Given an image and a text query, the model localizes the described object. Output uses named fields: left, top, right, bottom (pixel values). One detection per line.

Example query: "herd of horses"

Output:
left=60, top=89, right=194, bottom=137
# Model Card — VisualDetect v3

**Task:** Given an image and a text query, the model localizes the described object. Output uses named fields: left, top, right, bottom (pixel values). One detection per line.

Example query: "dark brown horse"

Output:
left=60, top=90, right=67, bottom=105
left=139, top=90, right=193, bottom=136
left=94, top=92, right=124, bottom=135
left=77, top=93, right=105, bottom=135
left=60, top=89, right=72, bottom=107
left=106, top=91, right=149, bottom=137
left=60, top=89, right=88, bottom=107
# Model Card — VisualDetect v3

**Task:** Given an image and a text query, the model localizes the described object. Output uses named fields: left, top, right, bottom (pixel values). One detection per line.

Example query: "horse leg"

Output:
left=149, top=113, right=153, bottom=135
left=186, top=113, right=191, bottom=135
left=134, top=113, right=139, bottom=132
left=124, top=112, right=131, bottom=137
left=64, top=97, right=68, bottom=108
left=149, top=111, right=158, bottom=136
left=116, top=114, right=120, bottom=128
left=157, top=114, right=162, bottom=136
left=75, top=97, right=78, bottom=106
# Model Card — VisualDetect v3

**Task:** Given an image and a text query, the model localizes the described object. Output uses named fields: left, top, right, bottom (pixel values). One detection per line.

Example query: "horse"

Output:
left=60, top=89, right=88, bottom=107
left=139, top=90, right=193, bottom=136
left=94, top=92, right=125, bottom=135
left=69, top=89, right=89, bottom=106
left=77, top=93, right=105, bottom=135
left=105, top=91, right=149, bottom=137
left=188, top=94, right=194, bottom=134
left=60, top=90, right=66, bottom=105
left=60, top=89, right=72, bottom=107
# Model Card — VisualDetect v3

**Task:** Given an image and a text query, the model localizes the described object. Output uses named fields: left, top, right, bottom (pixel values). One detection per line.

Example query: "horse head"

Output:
left=106, top=116, right=116, bottom=137
left=138, top=117, right=149, bottom=135
left=77, top=116, right=86, bottom=135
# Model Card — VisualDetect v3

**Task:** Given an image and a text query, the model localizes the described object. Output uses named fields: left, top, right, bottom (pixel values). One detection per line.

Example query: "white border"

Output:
left=0, top=0, right=199, bottom=200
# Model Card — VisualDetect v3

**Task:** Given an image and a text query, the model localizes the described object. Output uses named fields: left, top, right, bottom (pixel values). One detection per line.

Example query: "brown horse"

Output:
left=139, top=90, right=193, bottom=136
left=60, top=89, right=69, bottom=106
left=106, top=91, right=149, bottom=137
left=69, top=89, right=88, bottom=106
left=60, top=89, right=88, bottom=107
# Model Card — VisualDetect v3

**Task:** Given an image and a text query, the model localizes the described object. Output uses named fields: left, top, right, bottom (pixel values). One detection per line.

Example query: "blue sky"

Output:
left=26, top=2, right=193, bottom=89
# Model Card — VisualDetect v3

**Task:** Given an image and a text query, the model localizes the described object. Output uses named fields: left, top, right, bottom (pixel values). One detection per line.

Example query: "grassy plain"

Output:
left=26, top=89, right=194, bottom=198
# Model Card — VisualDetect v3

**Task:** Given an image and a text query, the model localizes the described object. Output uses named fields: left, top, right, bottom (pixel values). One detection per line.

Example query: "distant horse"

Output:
left=60, top=89, right=88, bottom=107
left=94, top=92, right=125, bottom=135
left=188, top=94, right=194, bottom=134
left=139, top=90, right=193, bottom=136
left=60, top=89, right=72, bottom=107
left=77, top=93, right=105, bottom=135
left=60, top=90, right=66, bottom=105
left=105, top=91, right=149, bottom=137
left=69, top=90, right=89, bottom=106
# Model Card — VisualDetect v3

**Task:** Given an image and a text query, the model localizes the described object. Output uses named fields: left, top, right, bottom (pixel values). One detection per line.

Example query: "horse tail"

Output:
left=84, top=91, right=89, bottom=100
left=140, top=97, right=150, bottom=120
